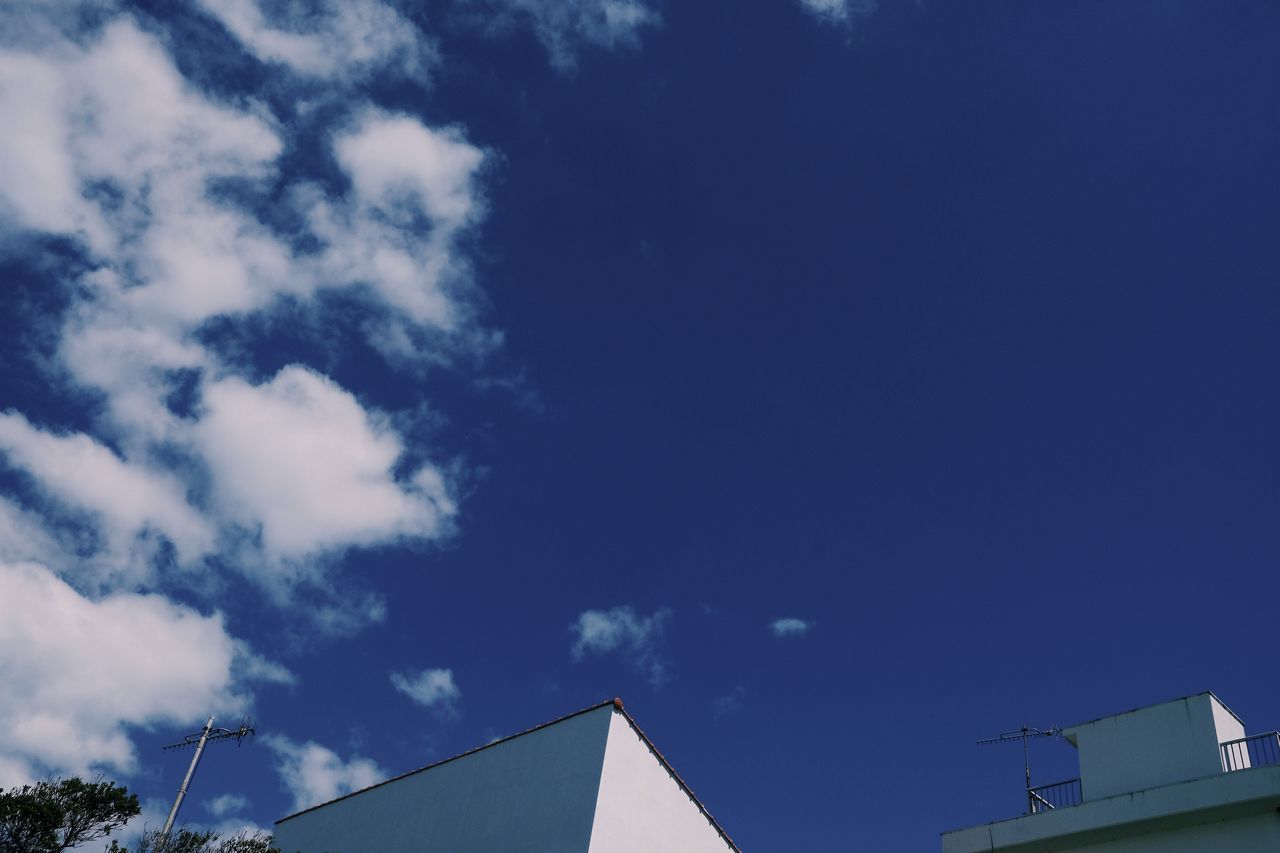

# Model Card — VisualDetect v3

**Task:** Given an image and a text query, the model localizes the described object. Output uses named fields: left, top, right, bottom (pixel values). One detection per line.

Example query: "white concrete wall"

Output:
left=1210, top=696, right=1248, bottom=770
left=1066, top=694, right=1227, bottom=800
left=587, top=711, right=735, bottom=853
left=274, top=705, right=614, bottom=853
left=1209, top=696, right=1246, bottom=744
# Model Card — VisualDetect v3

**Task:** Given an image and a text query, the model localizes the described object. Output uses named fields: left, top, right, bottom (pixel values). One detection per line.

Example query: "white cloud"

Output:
left=0, top=10, right=482, bottom=600
left=571, top=605, right=671, bottom=687
left=317, top=109, right=487, bottom=337
left=769, top=617, right=813, bottom=637
left=0, top=52, right=82, bottom=236
left=194, top=366, right=455, bottom=562
left=58, top=317, right=212, bottom=449
left=205, top=793, right=249, bottom=818
left=0, top=0, right=493, bottom=796
left=264, top=736, right=386, bottom=812
left=0, top=561, right=289, bottom=785
left=0, top=412, right=215, bottom=567
left=336, top=112, right=484, bottom=236
left=0, top=496, right=68, bottom=569
left=0, top=757, right=31, bottom=792
left=0, top=19, right=281, bottom=256
left=464, top=0, right=659, bottom=71
left=390, top=667, right=461, bottom=711
left=796, top=0, right=878, bottom=23
left=0, top=15, right=289, bottom=451
left=196, top=0, right=432, bottom=80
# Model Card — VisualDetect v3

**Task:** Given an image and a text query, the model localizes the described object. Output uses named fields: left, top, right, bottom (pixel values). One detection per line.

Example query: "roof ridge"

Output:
left=274, top=697, right=616, bottom=824
left=274, top=696, right=744, bottom=852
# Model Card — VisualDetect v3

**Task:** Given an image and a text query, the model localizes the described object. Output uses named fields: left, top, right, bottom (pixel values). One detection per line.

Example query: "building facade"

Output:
left=274, top=698, right=739, bottom=853
left=943, top=692, right=1280, bottom=852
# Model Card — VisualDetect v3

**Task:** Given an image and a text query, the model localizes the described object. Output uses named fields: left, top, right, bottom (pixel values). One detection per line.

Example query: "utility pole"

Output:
left=161, top=715, right=256, bottom=837
left=162, top=716, right=214, bottom=837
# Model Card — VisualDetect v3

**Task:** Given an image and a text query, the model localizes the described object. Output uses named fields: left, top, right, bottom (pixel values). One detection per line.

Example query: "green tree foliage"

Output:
left=0, top=778, right=140, bottom=852
left=1, top=778, right=280, bottom=853
left=111, top=828, right=277, bottom=853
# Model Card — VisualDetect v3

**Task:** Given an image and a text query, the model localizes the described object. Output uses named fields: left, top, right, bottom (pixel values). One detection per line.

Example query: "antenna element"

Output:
left=160, top=716, right=257, bottom=837
left=977, top=725, right=1062, bottom=814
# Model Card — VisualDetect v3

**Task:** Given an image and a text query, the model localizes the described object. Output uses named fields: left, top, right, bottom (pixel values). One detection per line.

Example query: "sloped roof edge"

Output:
left=611, top=699, right=743, bottom=853
left=274, top=697, right=743, bottom=852
left=274, top=698, right=616, bottom=825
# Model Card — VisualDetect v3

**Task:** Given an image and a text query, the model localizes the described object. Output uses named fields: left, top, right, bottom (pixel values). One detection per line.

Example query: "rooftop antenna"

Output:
left=977, top=724, right=1061, bottom=814
left=160, top=715, right=256, bottom=837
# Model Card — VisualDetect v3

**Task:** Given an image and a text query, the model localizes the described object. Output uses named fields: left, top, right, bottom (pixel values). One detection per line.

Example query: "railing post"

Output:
left=1220, top=732, right=1280, bottom=774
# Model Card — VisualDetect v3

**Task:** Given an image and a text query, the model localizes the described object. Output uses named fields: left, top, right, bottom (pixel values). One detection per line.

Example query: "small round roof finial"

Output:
left=612, top=697, right=624, bottom=712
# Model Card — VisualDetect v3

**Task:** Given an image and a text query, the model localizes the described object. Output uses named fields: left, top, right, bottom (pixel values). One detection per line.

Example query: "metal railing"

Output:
left=1221, top=732, right=1280, bottom=772
left=1028, top=778, right=1082, bottom=813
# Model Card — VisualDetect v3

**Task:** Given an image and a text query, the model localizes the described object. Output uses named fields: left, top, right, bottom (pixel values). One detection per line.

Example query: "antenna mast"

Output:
left=160, top=715, right=256, bottom=837
left=977, top=724, right=1061, bottom=814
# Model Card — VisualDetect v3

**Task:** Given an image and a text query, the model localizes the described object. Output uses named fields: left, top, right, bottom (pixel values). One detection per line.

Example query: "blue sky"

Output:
left=1, top=1, right=1278, bottom=850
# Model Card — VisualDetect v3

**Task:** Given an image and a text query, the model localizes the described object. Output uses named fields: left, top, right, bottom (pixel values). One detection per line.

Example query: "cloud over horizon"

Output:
left=264, top=736, right=387, bottom=813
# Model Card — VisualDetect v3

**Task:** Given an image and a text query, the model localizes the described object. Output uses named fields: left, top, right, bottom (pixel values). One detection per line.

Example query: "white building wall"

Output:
left=1210, top=697, right=1248, bottom=770
left=587, top=710, right=735, bottom=853
left=1209, top=697, right=1246, bottom=744
left=274, top=705, right=614, bottom=853
left=1066, top=694, right=1234, bottom=800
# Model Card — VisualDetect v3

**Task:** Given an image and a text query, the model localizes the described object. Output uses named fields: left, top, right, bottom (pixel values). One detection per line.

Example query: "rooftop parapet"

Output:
left=1062, top=692, right=1243, bottom=800
left=943, top=692, right=1280, bottom=853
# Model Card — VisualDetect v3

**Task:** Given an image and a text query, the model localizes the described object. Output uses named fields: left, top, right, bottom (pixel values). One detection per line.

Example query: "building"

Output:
left=943, top=692, right=1280, bottom=852
left=273, top=698, right=740, bottom=853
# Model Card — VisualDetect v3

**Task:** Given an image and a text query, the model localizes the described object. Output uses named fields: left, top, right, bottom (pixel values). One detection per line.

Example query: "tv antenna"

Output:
left=160, top=715, right=256, bottom=837
left=977, top=724, right=1062, bottom=814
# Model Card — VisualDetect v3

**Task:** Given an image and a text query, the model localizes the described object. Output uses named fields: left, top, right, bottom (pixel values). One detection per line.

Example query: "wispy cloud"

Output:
left=205, top=793, right=249, bottom=819
left=0, top=411, right=215, bottom=577
left=460, top=0, right=659, bottom=71
left=391, top=667, right=462, bottom=712
left=712, top=686, right=746, bottom=722
left=769, top=617, right=813, bottom=637
left=196, top=0, right=433, bottom=80
left=571, top=605, right=672, bottom=688
left=796, top=0, right=878, bottom=24
left=264, top=736, right=386, bottom=813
